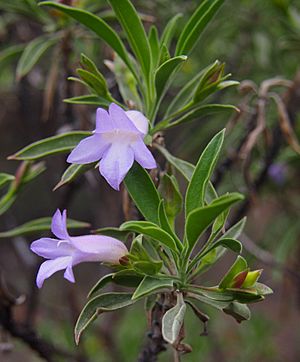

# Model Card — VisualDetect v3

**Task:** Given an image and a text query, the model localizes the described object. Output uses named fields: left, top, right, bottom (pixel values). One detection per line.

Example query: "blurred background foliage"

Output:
left=0, top=0, right=300, bottom=361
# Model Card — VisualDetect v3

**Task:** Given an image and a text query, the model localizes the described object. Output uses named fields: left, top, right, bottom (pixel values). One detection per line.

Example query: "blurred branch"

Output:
left=0, top=274, right=83, bottom=362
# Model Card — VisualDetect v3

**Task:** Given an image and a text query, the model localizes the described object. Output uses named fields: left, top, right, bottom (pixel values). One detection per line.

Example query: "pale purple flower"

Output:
left=67, top=103, right=156, bottom=190
left=30, top=209, right=128, bottom=288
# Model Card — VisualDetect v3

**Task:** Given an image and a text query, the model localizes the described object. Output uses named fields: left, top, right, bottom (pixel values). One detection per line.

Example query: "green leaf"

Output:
left=53, top=163, right=96, bottom=191
left=80, top=53, right=106, bottom=83
left=149, top=25, right=160, bottom=68
left=105, top=55, right=142, bottom=108
left=222, top=217, right=246, bottom=239
left=132, top=276, right=174, bottom=300
left=162, top=292, right=186, bottom=344
left=40, top=2, right=137, bottom=79
left=155, top=144, right=194, bottom=181
left=16, top=34, right=58, bottom=79
left=187, top=292, right=230, bottom=310
left=165, top=61, right=220, bottom=116
left=187, top=286, right=234, bottom=302
left=185, top=129, right=225, bottom=216
left=175, top=0, right=225, bottom=56
left=76, top=69, right=110, bottom=98
left=120, top=221, right=178, bottom=252
left=155, top=56, right=187, bottom=103
left=92, top=227, right=132, bottom=241
left=161, top=104, right=237, bottom=131
left=0, top=162, right=46, bottom=216
left=0, top=217, right=90, bottom=238
left=254, top=282, right=273, bottom=296
left=158, top=174, right=182, bottom=223
left=88, top=271, right=143, bottom=298
left=8, top=131, right=91, bottom=161
left=74, top=292, right=135, bottom=344
left=185, top=193, right=244, bottom=252
left=124, top=163, right=160, bottom=224
left=0, top=173, right=15, bottom=189
left=64, top=94, right=110, bottom=106
left=133, top=260, right=163, bottom=275
left=200, top=238, right=242, bottom=259
left=219, top=256, right=248, bottom=289
left=0, top=44, right=25, bottom=69
left=107, top=0, right=151, bottom=80
left=160, top=13, right=183, bottom=49
left=242, top=270, right=262, bottom=288
left=223, top=302, right=251, bottom=323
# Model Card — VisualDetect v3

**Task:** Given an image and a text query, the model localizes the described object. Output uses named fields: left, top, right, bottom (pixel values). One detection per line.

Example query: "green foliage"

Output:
left=8, top=132, right=91, bottom=161
left=162, top=292, right=186, bottom=344
left=0, top=217, right=90, bottom=238
left=75, top=292, right=135, bottom=344
left=124, top=163, right=161, bottom=224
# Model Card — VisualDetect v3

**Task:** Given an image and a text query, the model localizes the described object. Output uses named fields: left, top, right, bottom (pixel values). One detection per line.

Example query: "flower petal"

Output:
left=67, top=134, right=110, bottom=164
left=30, top=237, right=73, bottom=259
left=95, top=108, right=113, bottom=133
left=109, top=103, right=140, bottom=132
left=51, top=209, right=69, bottom=240
left=131, top=139, right=156, bottom=169
left=36, top=256, right=71, bottom=288
left=70, top=235, right=128, bottom=264
left=64, top=264, right=75, bottom=283
left=100, top=144, right=134, bottom=190
left=126, top=110, right=149, bottom=135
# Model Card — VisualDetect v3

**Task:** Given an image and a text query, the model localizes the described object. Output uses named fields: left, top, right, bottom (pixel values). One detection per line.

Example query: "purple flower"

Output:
left=30, top=209, right=128, bottom=288
left=67, top=103, right=156, bottom=190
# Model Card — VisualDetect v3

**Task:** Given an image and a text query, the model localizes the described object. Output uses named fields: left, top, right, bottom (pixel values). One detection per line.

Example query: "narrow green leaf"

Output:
left=160, top=13, right=183, bottom=49
left=223, top=302, right=251, bottom=323
left=200, top=238, right=242, bottom=259
left=88, top=271, right=143, bottom=298
left=53, top=163, right=95, bottom=191
left=74, top=292, right=135, bottom=344
left=175, top=0, right=225, bottom=56
left=222, top=217, right=246, bottom=239
left=219, top=256, right=248, bottom=289
left=120, top=221, right=178, bottom=252
left=185, top=129, right=225, bottom=216
left=185, top=193, right=244, bottom=251
left=0, top=173, right=15, bottom=189
left=64, top=95, right=110, bottom=106
left=187, top=292, right=230, bottom=310
left=124, top=163, right=160, bottom=224
left=165, top=62, right=219, bottom=116
left=132, top=276, right=174, bottom=300
left=8, top=131, right=91, bottom=161
left=0, top=44, right=25, bottom=69
left=149, top=26, right=160, bottom=68
left=162, top=292, right=186, bottom=344
left=107, top=0, right=151, bottom=79
left=40, top=2, right=137, bottom=79
left=77, top=69, right=109, bottom=98
left=155, top=56, right=187, bottom=104
left=161, top=104, right=237, bottom=131
left=16, top=34, right=58, bottom=79
left=0, top=217, right=90, bottom=238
